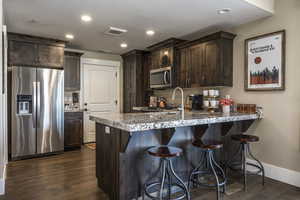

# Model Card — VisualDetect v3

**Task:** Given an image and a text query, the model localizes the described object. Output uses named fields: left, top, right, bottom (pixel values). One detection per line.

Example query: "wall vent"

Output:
left=104, top=27, right=127, bottom=36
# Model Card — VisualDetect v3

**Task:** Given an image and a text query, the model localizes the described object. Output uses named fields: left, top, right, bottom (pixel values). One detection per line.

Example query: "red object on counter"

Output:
left=220, top=98, right=234, bottom=106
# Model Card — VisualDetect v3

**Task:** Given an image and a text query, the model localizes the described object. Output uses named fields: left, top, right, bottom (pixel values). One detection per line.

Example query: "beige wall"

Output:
left=223, top=0, right=300, bottom=172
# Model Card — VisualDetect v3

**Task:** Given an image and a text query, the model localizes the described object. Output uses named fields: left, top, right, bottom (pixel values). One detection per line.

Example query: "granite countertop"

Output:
left=64, top=109, right=84, bottom=113
left=89, top=111, right=261, bottom=132
left=132, top=106, right=178, bottom=112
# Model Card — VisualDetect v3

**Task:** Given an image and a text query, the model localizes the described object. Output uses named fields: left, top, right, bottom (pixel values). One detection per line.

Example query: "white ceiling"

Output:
left=4, top=0, right=272, bottom=54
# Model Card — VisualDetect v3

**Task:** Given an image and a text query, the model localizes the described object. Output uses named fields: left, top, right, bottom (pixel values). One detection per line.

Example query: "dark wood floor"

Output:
left=0, top=147, right=299, bottom=200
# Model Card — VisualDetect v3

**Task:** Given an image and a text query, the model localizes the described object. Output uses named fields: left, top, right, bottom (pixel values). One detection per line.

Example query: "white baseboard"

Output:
left=247, top=159, right=300, bottom=188
left=0, top=178, right=4, bottom=195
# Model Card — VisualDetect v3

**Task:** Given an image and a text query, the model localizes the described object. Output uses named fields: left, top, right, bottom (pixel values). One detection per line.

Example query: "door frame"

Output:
left=81, top=58, right=121, bottom=143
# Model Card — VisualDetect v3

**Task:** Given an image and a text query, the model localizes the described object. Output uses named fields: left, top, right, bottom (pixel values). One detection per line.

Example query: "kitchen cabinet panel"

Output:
left=177, top=31, right=236, bottom=88
left=8, top=40, right=37, bottom=66
left=64, top=112, right=83, bottom=150
left=38, top=44, right=64, bottom=68
left=179, top=48, right=188, bottom=88
left=8, top=33, right=65, bottom=69
left=147, top=38, right=185, bottom=70
left=189, top=44, right=204, bottom=87
left=201, top=41, right=219, bottom=86
left=122, top=50, right=149, bottom=113
left=150, top=50, right=160, bottom=69
left=64, top=51, right=82, bottom=91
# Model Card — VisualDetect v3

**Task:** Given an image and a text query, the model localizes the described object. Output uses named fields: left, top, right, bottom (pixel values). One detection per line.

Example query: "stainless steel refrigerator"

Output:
left=10, top=66, right=64, bottom=160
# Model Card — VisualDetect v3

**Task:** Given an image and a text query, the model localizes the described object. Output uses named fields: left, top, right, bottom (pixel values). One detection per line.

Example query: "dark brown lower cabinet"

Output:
left=64, top=112, right=83, bottom=150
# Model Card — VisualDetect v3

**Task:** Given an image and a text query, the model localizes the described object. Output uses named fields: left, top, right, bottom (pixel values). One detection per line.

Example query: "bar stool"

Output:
left=226, top=134, right=265, bottom=191
left=144, top=145, right=190, bottom=200
left=189, top=140, right=226, bottom=200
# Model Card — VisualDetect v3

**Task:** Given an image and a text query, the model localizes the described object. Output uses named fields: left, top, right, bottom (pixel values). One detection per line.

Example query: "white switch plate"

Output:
left=105, top=126, right=110, bottom=134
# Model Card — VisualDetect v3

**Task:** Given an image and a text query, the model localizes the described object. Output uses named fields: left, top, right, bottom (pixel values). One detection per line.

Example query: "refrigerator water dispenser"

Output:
left=17, top=95, right=32, bottom=115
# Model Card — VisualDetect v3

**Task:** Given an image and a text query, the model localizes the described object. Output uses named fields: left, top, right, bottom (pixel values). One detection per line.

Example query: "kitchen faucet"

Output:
left=171, top=87, right=185, bottom=119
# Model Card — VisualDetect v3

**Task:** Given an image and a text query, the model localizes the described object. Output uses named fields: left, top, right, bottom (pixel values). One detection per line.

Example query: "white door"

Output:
left=83, top=62, right=119, bottom=143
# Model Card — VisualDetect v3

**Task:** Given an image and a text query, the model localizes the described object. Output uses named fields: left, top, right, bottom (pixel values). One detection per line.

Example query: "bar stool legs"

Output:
left=144, top=145, right=190, bottom=200
left=226, top=142, right=265, bottom=191
left=189, top=150, right=226, bottom=200
left=168, top=159, right=190, bottom=200
left=144, top=158, right=190, bottom=200
left=246, top=143, right=265, bottom=186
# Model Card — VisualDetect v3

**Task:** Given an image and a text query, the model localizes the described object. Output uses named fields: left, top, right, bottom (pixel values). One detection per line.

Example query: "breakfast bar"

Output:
left=90, top=111, right=261, bottom=200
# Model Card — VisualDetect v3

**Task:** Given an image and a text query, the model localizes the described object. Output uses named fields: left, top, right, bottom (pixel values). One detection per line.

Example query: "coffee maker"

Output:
left=186, top=94, right=203, bottom=110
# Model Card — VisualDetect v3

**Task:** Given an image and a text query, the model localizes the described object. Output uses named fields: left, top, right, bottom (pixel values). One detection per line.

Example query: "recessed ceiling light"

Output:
left=81, top=15, right=92, bottom=22
left=120, top=43, right=128, bottom=48
left=217, top=8, right=231, bottom=14
left=65, top=34, right=74, bottom=39
left=146, top=30, right=155, bottom=36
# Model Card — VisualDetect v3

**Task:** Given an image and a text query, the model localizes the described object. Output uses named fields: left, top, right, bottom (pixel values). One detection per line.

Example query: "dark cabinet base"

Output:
left=64, top=112, right=83, bottom=150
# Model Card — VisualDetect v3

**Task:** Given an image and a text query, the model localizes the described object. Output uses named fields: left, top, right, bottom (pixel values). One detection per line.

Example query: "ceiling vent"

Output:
left=104, top=27, right=127, bottom=36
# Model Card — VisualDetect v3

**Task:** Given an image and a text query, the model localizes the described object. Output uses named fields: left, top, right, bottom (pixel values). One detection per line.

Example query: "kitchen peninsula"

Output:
left=90, top=111, right=261, bottom=200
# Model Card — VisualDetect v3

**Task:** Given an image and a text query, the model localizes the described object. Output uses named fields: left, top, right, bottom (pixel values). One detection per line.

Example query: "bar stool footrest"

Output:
left=227, top=162, right=263, bottom=176
left=145, top=182, right=188, bottom=200
left=190, top=171, right=226, bottom=188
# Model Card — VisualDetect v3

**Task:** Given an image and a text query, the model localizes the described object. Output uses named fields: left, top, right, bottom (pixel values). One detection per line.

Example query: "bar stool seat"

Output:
left=148, top=146, right=183, bottom=158
left=192, top=140, right=223, bottom=150
left=144, top=145, right=190, bottom=200
left=231, top=134, right=259, bottom=143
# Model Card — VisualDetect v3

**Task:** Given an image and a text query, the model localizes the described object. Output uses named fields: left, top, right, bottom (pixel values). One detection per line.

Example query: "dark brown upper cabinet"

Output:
left=37, top=44, right=64, bottom=68
left=8, top=33, right=65, bottom=69
left=64, top=51, right=83, bottom=91
left=176, top=31, right=236, bottom=88
left=8, top=40, right=37, bottom=66
left=121, top=50, right=150, bottom=113
left=147, top=38, right=185, bottom=70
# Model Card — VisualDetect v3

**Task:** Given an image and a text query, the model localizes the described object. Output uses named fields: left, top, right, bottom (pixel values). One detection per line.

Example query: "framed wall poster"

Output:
left=245, top=30, right=286, bottom=91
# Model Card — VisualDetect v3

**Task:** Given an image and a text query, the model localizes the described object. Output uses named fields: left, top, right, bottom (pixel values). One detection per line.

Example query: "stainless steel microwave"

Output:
left=150, top=66, right=172, bottom=89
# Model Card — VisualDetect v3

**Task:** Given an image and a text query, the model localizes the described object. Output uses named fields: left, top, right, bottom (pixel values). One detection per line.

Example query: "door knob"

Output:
left=84, top=103, right=88, bottom=106
left=84, top=108, right=88, bottom=111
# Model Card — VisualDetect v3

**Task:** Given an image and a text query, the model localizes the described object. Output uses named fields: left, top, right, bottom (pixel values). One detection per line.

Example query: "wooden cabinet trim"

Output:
left=176, top=31, right=236, bottom=49
left=8, top=32, right=66, bottom=47
left=147, top=38, right=185, bottom=51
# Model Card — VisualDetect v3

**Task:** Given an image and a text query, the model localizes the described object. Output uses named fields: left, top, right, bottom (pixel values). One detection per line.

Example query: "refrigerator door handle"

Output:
left=37, top=81, right=41, bottom=128
left=32, top=81, right=37, bottom=128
